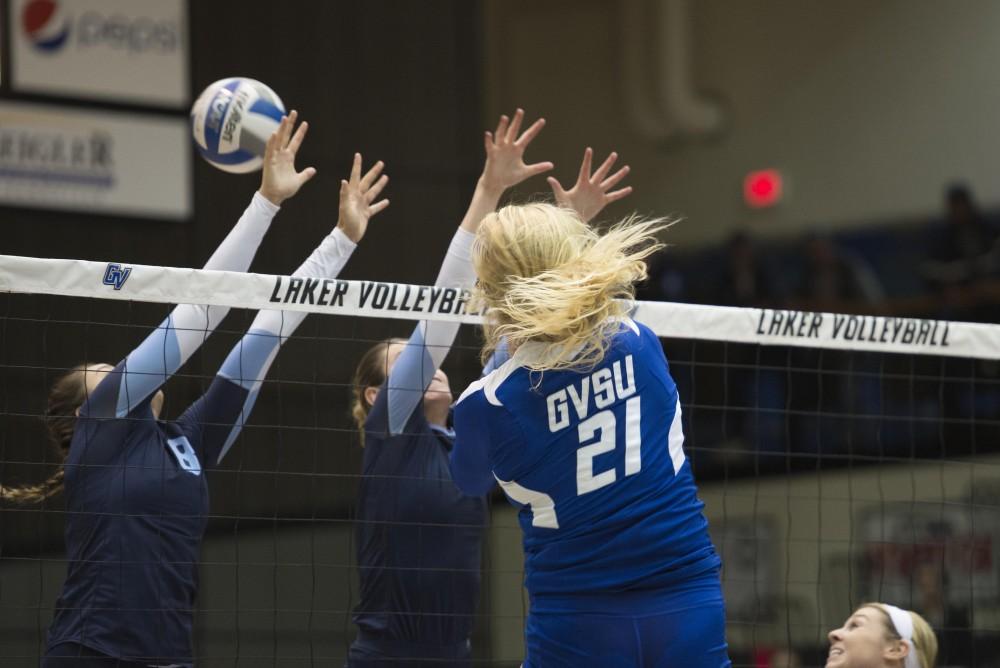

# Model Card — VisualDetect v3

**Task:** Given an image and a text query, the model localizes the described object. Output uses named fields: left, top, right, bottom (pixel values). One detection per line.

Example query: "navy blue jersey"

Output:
left=451, top=319, right=720, bottom=607
left=349, top=226, right=487, bottom=660
left=353, top=386, right=488, bottom=650
left=41, top=196, right=358, bottom=664
left=46, top=364, right=247, bottom=664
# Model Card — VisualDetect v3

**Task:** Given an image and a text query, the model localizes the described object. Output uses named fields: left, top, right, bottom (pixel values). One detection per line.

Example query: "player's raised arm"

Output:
left=184, top=155, right=388, bottom=465
left=381, top=109, right=553, bottom=435
left=548, top=146, right=633, bottom=223
left=480, top=147, right=635, bottom=371
left=83, top=113, right=316, bottom=422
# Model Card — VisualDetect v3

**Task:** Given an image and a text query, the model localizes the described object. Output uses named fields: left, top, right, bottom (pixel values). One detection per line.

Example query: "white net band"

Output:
left=1, top=253, right=996, bottom=359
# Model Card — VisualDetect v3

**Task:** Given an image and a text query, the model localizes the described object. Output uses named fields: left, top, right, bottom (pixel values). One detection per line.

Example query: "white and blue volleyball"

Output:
left=191, top=78, right=285, bottom=173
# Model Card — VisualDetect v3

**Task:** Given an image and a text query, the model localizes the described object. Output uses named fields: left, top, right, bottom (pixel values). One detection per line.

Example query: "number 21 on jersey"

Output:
left=497, top=397, right=642, bottom=530
left=496, top=355, right=687, bottom=530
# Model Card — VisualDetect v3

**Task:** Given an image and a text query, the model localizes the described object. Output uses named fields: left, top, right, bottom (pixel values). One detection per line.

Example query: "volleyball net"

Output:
left=1, top=254, right=999, bottom=666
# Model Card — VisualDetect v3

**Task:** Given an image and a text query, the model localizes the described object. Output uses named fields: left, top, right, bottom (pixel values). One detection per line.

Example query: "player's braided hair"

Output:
left=350, top=338, right=407, bottom=446
left=0, top=365, right=89, bottom=504
left=472, top=203, right=669, bottom=371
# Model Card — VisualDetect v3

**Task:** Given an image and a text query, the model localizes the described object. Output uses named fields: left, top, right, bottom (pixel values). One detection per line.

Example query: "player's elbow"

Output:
left=453, top=472, right=494, bottom=497
left=449, top=457, right=494, bottom=496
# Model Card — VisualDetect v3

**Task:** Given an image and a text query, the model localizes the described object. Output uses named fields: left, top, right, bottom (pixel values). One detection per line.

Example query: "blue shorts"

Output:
left=524, top=575, right=730, bottom=668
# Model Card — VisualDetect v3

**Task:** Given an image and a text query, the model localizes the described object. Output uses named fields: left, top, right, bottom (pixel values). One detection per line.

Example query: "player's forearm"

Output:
left=384, top=227, right=476, bottom=434
left=458, top=177, right=503, bottom=234
left=203, top=192, right=280, bottom=272
left=102, top=192, right=281, bottom=417
left=384, top=173, right=500, bottom=434
left=211, top=229, right=357, bottom=461
left=164, top=191, right=282, bottom=359
left=221, top=227, right=357, bottom=373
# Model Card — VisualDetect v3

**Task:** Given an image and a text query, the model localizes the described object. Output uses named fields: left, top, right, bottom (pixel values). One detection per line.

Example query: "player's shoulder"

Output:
left=617, top=316, right=659, bottom=340
left=456, top=354, right=524, bottom=410
left=609, top=317, right=660, bottom=353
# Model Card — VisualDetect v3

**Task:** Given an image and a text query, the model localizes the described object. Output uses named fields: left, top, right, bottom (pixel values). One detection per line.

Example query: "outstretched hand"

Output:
left=258, top=110, right=317, bottom=206
left=337, top=153, right=389, bottom=243
left=480, top=108, right=554, bottom=194
left=548, top=148, right=632, bottom=222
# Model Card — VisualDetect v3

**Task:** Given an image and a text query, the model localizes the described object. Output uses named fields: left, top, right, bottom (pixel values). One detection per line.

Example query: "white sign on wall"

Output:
left=9, top=0, right=189, bottom=108
left=0, top=101, right=192, bottom=220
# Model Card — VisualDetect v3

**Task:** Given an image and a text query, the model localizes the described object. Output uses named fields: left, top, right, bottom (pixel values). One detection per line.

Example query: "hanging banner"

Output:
left=9, top=0, right=189, bottom=107
left=0, top=101, right=192, bottom=219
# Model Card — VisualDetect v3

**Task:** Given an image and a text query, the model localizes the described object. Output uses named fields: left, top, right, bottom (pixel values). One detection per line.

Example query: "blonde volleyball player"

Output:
left=448, top=201, right=728, bottom=666
left=826, top=604, right=938, bottom=668
left=348, top=109, right=631, bottom=667
left=1, top=113, right=390, bottom=667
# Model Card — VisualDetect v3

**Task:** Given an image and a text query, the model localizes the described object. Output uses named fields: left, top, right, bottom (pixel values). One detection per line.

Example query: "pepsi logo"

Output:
left=22, top=0, right=70, bottom=53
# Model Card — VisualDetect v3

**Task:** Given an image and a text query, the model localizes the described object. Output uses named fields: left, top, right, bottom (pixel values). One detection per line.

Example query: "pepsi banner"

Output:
left=10, top=0, right=188, bottom=107
left=0, top=101, right=192, bottom=219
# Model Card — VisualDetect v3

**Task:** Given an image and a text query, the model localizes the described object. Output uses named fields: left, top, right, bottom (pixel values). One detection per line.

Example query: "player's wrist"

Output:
left=336, top=219, right=363, bottom=243
left=475, top=175, right=505, bottom=200
left=258, top=187, right=285, bottom=207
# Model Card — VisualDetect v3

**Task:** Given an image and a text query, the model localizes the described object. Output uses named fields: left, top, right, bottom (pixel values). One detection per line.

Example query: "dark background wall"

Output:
left=0, top=2, right=493, bottom=663
left=1, top=0, right=486, bottom=548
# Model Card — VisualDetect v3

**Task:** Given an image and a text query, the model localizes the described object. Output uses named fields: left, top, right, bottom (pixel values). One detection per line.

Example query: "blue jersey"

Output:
left=349, top=226, right=487, bottom=662
left=352, top=385, right=488, bottom=655
left=42, top=196, right=358, bottom=664
left=46, top=363, right=247, bottom=665
left=451, top=319, right=720, bottom=607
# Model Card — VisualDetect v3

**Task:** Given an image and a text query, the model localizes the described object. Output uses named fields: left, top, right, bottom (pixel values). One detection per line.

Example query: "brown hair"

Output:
left=350, top=338, right=406, bottom=445
left=0, top=364, right=90, bottom=504
left=471, top=203, right=668, bottom=371
left=863, top=603, right=939, bottom=668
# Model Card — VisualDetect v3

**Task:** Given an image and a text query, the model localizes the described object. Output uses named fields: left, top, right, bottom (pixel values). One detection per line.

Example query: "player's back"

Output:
left=456, top=319, right=719, bottom=605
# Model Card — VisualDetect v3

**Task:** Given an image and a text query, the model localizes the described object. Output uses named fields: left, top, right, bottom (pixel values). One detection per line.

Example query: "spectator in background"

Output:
left=794, top=232, right=885, bottom=313
left=922, top=184, right=1000, bottom=321
left=924, top=184, right=1000, bottom=286
left=753, top=646, right=803, bottom=668
left=712, top=231, right=782, bottom=307
left=638, top=246, right=687, bottom=303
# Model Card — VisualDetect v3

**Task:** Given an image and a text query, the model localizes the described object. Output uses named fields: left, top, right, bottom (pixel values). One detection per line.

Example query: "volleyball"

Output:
left=190, top=77, right=285, bottom=174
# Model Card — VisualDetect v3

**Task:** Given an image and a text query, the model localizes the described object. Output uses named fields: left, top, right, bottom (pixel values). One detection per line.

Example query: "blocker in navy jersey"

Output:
left=46, top=366, right=247, bottom=665
left=41, top=182, right=361, bottom=664
left=452, top=318, right=729, bottom=666
left=352, top=388, right=487, bottom=664
left=348, top=225, right=489, bottom=665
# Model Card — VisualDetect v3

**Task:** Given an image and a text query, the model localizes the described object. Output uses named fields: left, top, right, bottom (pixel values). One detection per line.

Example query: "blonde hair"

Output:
left=350, top=338, right=407, bottom=446
left=863, top=603, right=938, bottom=668
left=0, top=365, right=89, bottom=504
left=472, top=203, right=668, bottom=371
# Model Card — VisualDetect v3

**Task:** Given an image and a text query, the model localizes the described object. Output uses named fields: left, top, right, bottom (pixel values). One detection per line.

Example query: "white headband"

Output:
left=882, top=604, right=920, bottom=668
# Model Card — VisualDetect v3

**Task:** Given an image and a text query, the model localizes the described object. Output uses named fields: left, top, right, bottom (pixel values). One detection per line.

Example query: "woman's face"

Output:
left=826, top=606, right=901, bottom=668
left=80, top=363, right=165, bottom=419
left=366, top=343, right=453, bottom=413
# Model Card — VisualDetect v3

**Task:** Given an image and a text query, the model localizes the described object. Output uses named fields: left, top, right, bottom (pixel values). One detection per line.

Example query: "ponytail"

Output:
left=472, top=203, right=669, bottom=371
left=349, top=338, right=407, bottom=446
left=0, top=468, right=66, bottom=504
left=0, top=365, right=89, bottom=505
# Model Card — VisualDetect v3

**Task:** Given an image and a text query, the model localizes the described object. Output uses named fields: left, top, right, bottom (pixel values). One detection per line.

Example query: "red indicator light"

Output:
left=744, top=169, right=783, bottom=208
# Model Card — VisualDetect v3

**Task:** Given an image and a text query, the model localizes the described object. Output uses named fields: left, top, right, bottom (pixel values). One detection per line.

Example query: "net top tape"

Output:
left=1, top=254, right=997, bottom=360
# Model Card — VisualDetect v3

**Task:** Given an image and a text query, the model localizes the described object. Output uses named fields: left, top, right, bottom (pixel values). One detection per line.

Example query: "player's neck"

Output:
left=423, top=403, right=450, bottom=429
